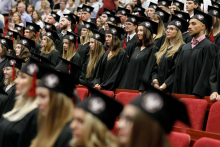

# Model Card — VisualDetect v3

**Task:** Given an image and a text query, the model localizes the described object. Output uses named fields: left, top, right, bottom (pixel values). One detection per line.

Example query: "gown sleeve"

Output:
left=79, top=59, right=89, bottom=86
left=51, top=50, right=61, bottom=66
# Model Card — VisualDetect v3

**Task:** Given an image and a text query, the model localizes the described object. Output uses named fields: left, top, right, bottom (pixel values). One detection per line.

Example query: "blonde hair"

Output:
left=86, top=40, right=105, bottom=78
left=213, top=16, right=220, bottom=36
left=70, top=111, right=118, bottom=147
left=13, top=12, right=22, bottom=24
left=62, top=39, right=77, bottom=61
left=3, top=75, right=38, bottom=122
left=80, top=29, right=93, bottom=44
left=30, top=91, right=74, bottom=147
left=155, top=28, right=184, bottom=65
left=41, top=36, right=56, bottom=54
left=152, top=14, right=165, bottom=40
left=4, top=67, right=19, bottom=85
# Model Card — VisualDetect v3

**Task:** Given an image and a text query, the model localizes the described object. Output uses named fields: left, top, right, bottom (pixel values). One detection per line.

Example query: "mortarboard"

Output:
left=106, top=24, right=126, bottom=39
left=174, top=11, right=190, bottom=21
left=139, top=18, right=158, bottom=34
left=191, top=9, right=212, bottom=30
left=63, top=31, right=80, bottom=50
left=77, top=6, right=83, bottom=12
left=106, top=14, right=121, bottom=25
left=14, top=24, right=24, bottom=36
left=17, top=36, right=35, bottom=50
left=26, top=22, right=41, bottom=34
left=172, top=0, right=184, bottom=10
left=102, top=8, right=115, bottom=15
left=76, top=86, right=123, bottom=130
left=116, top=7, right=130, bottom=16
left=158, top=0, right=172, bottom=8
left=169, top=15, right=189, bottom=32
left=91, top=30, right=105, bottom=44
left=44, top=29, right=60, bottom=43
left=126, top=13, right=140, bottom=25
left=208, top=5, right=220, bottom=19
left=31, top=52, right=55, bottom=67
left=187, top=0, right=203, bottom=4
left=63, top=13, right=76, bottom=24
left=50, top=11, right=60, bottom=22
left=5, top=29, right=19, bottom=40
left=82, top=4, right=94, bottom=13
left=133, top=5, right=145, bottom=12
left=0, top=37, right=13, bottom=49
left=154, top=7, right=170, bottom=23
left=148, top=2, right=157, bottom=9
left=212, top=0, right=220, bottom=8
left=44, top=22, right=57, bottom=31
left=82, top=21, right=98, bottom=32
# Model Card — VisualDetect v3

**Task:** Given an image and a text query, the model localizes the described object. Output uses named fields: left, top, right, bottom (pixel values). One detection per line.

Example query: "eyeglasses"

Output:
left=166, top=27, right=178, bottom=32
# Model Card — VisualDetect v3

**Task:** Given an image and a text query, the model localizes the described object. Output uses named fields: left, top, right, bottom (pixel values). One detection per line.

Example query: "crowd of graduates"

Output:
left=0, top=0, right=220, bottom=146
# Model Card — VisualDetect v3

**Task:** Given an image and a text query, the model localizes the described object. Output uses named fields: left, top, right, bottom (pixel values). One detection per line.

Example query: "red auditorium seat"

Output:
left=76, top=88, right=88, bottom=101
left=115, top=92, right=140, bottom=105
left=193, top=137, right=220, bottom=147
left=99, top=90, right=114, bottom=98
left=206, top=101, right=220, bottom=134
left=168, top=132, right=190, bottom=147
left=174, top=98, right=207, bottom=133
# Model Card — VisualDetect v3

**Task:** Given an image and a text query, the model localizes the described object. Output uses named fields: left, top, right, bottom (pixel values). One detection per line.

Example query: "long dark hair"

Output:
left=136, top=27, right=154, bottom=47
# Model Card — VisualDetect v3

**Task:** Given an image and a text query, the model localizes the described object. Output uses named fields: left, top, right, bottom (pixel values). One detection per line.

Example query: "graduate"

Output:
left=0, top=37, right=11, bottom=87
left=99, top=8, right=115, bottom=34
left=152, top=15, right=187, bottom=93
left=16, top=36, right=34, bottom=62
left=147, top=2, right=157, bottom=18
left=24, top=22, right=42, bottom=54
left=4, top=29, right=20, bottom=56
left=13, top=24, right=24, bottom=36
left=40, top=22, right=57, bottom=40
left=40, top=29, right=61, bottom=66
left=30, top=70, right=76, bottom=147
left=69, top=86, right=123, bottom=147
left=186, top=0, right=203, bottom=17
left=0, top=56, right=24, bottom=118
left=171, top=0, right=184, bottom=12
left=78, top=21, right=96, bottom=64
left=92, top=24, right=128, bottom=91
left=47, top=11, right=61, bottom=32
left=79, top=30, right=105, bottom=87
left=0, top=57, right=53, bottom=147
left=151, top=7, right=169, bottom=50
left=206, top=5, right=220, bottom=46
left=132, top=5, right=146, bottom=18
left=96, top=16, right=105, bottom=34
left=173, top=9, right=217, bottom=96
left=119, top=19, right=158, bottom=90
left=76, top=7, right=83, bottom=35
left=118, top=81, right=190, bottom=147
left=174, top=11, right=192, bottom=43
left=116, top=7, right=130, bottom=29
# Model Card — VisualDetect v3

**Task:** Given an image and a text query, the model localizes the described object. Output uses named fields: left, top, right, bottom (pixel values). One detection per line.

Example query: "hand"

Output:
left=153, top=84, right=160, bottom=90
left=210, top=92, right=218, bottom=101
left=216, top=95, right=220, bottom=101
left=160, top=83, right=167, bottom=91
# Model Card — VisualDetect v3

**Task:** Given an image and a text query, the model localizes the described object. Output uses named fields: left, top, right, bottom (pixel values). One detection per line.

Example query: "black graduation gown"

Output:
left=9, top=50, right=16, bottom=56
left=78, top=42, right=90, bottom=64
left=182, top=32, right=192, bottom=44
left=69, top=52, right=82, bottom=84
left=207, top=33, right=220, bottom=47
left=30, top=43, right=42, bottom=54
left=121, top=34, right=137, bottom=61
left=0, top=85, right=16, bottom=119
left=98, top=28, right=105, bottom=35
left=77, top=24, right=83, bottom=37
left=0, top=59, right=7, bottom=87
left=172, top=38, right=217, bottom=96
left=154, top=34, right=166, bottom=51
left=53, top=121, right=72, bottom=147
left=119, top=45, right=158, bottom=90
left=0, top=108, right=38, bottom=147
left=92, top=49, right=128, bottom=90
left=40, top=50, right=61, bottom=66
left=151, top=45, right=184, bottom=93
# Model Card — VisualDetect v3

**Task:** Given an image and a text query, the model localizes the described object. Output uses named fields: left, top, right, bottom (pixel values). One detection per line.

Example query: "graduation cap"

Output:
left=186, top=0, right=203, bottom=4
left=0, top=86, right=7, bottom=95
left=31, top=52, right=55, bottom=67
left=63, top=31, right=80, bottom=50
left=43, top=29, right=60, bottom=43
left=102, top=8, right=115, bottom=15
left=4, top=55, right=25, bottom=80
left=91, top=30, right=105, bottom=44
left=76, top=86, right=123, bottom=130
left=172, top=0, right=184, bottom=10
left=154, top=7, right=170, bottom=23
left=133, top=5, right=145, bottom=12
left=133, top=11, right=146, bottom=18
left=126, top=14, right=140, bottom=25
left=106, top=24, right=125, bottom=40
left=17, top=36, right=35, bottom=50
left=169, top=15, right=189, bottom=32
left=158, top=0, right=172, bottom=8
left=26, top=22, right=41, bottom=34
left=63, top=13, right=76, bottom=24
left=44, top=22, right=57, bottom=31
left=106, top=14, right=121, bottom=25
left=208, top=5, right=220, bottom=19
left=211, top=1, right=220, bottom=8
left=20, top=57, right=54, bottom=97
left=191, top=9, right=212, bottom=30
left=116, top=7, right=130, bottom=16
left=77, top=6, right=83, bottom=12
left=50, top=11, right=60, bottom=22
left=82, top=4, right=94, bottom=13
left=73, top=14, right=79, bottom=23
left=129, top=80, right=191, bottom=134
left=139, top=18, right=158, bottom=34
left=174, top=11, right=190, bottom=21
left=14, top=24, right=24, bottom=36
left=55, top=57, right=81, bottom=76
left=0, top=37, right=13, bottom=49
left=148, top=2, right=157, bottom=9
left=5, top=29, right=20, bottom=40
left=82, top=21, right=98, bottom=31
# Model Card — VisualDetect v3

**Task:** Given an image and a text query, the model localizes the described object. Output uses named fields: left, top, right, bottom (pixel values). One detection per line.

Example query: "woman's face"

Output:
left=96, top=18, right=101, bottom=27
left=15, top=72, right=29, bottom=95
left=3, top=66, right=13, bottom=80
left=36, top=87, right=50, bottom=116
left=137, top=26, right=144, bottom=40
left=147, top=8, right=155, bottom=18
left=63, top=39, right=69, bottom=51
left=33, top=11, right=38, bottom=20
left=41, top=36, right=48, bottom=47
left=12, top=7, right=17, bottom=13
left=81, top=28, right=87, bottom=37
left=68, top=0, right=74, bottom=6
left=105, top=33, right=112, bottom=46
left=24, top=29, right=32, bottom=39
left=118, top=105, right=136, bottom=145
left=166, top=25, right=178, bottom=39
left=170, top=5, right=177, bottom=15
left=41, top=28, right=46, bottom=36
left=13, top=13, right=19, bottom=21
left=70, top=108, right=86, bottom=143
left=0, top=45, right=2, bottom=54
left=27, top=5, right=33, bottom=13
left=125, top=5, right=132, bottom=12
left=89, top=38, right=95, bottom=50
left=15, top=44, right=22, bottom=56
left=151, top=16, right=159, bottom=23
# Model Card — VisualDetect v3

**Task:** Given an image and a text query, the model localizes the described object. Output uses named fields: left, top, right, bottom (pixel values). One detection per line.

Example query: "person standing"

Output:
left=103, top=0, right=119, bottom=11
left=17, top=3, right=32, bottom=27
left=57, top=0, right=71, bottom=22
left=0, top=0, right=12, bottom=16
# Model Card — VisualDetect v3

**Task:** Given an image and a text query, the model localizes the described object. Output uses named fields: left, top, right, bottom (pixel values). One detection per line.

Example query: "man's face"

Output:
left=132, top=0, right=137, bottom=6
left=101, top=14, right=108, bottom=24
left=47, top=16, right=55, bottom=24
left=18, top=4, right=24, bottom=13
left=60, top=18, right=69, bottom=29
left=60, top=2, right=66, bottom=10
left=125, top=22, right=137, bottom=33
left=82, top=11, right=91, bottom=21
left=188, top=19, right=204, bottom=37
left=186, top=1, right=197, bottom=11
left=117, top=14, right=127, bottom=24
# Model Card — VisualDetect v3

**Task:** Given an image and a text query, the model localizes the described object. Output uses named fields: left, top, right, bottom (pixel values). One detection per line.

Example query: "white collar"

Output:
left=127, top=33, right=136, bottom=41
